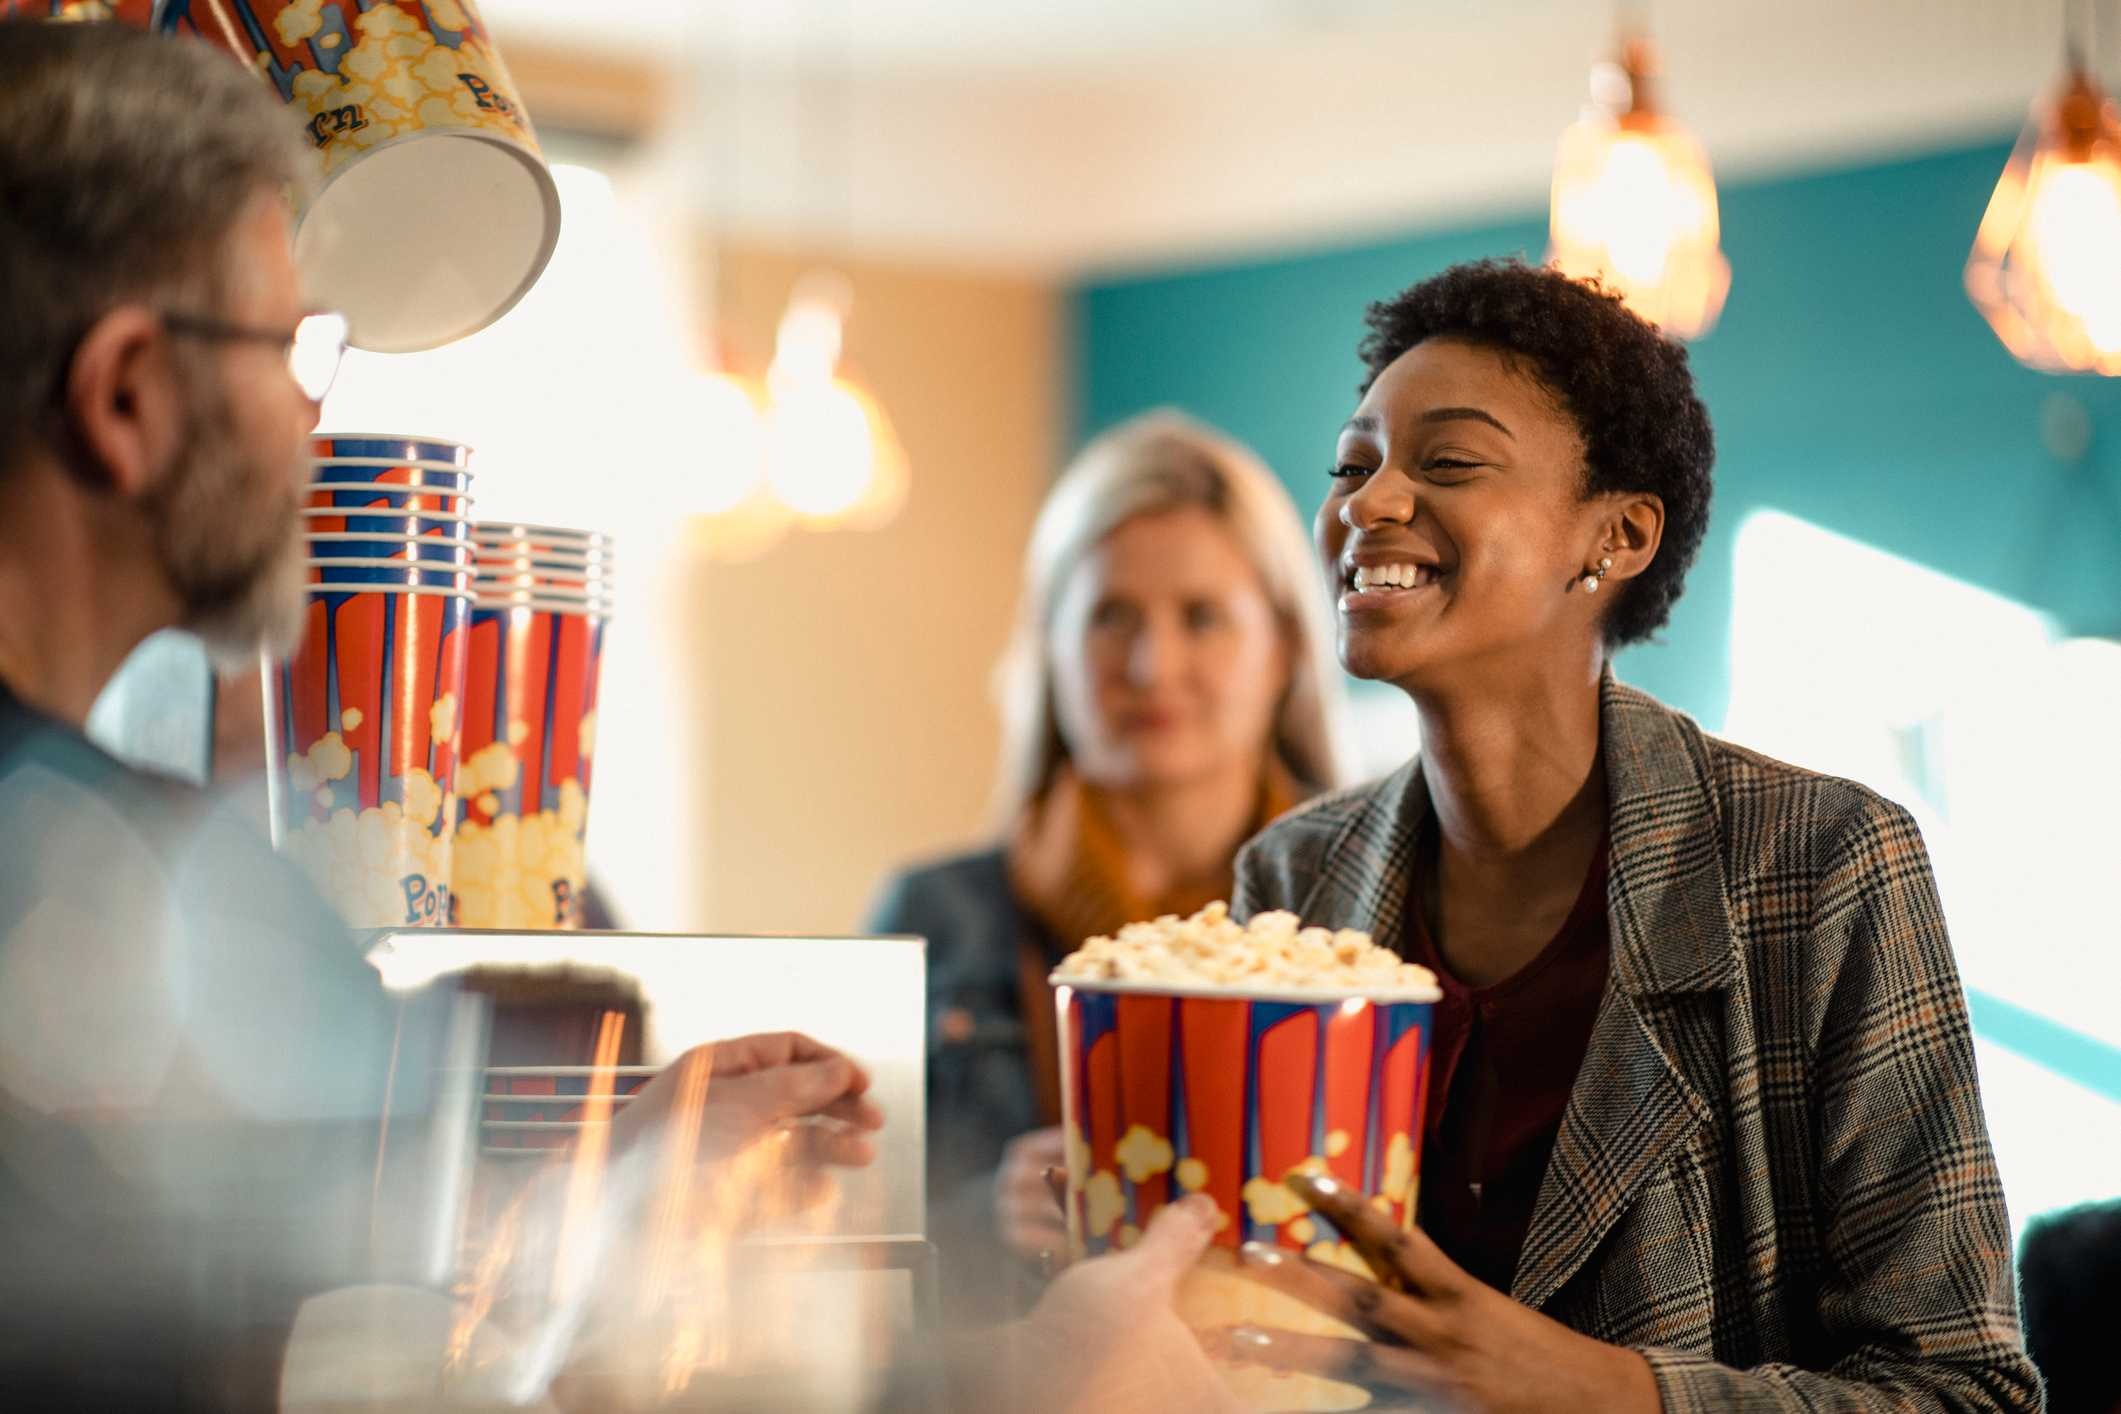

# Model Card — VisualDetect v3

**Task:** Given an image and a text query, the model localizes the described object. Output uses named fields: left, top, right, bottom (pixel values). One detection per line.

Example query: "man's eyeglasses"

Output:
left=161, top=309, right=351, bottom=402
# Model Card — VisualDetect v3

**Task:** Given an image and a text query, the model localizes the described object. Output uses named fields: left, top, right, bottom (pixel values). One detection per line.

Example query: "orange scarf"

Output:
left=1005, top=761, right=1306, bottom=1124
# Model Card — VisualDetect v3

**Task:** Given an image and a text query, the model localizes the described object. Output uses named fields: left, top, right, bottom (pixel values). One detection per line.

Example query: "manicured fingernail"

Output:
left=1227, top=1324, right=1273, bottom=1350
left=1287, top=1169, right=1340, bottom=1198
left=1238, top=1241, right=1286, bottom=1268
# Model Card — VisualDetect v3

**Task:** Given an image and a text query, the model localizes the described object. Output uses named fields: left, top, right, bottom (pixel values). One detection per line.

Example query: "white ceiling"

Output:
left=488, top=0, right=1429, bottom=69
left=478, top=0, right=2104, bottom=273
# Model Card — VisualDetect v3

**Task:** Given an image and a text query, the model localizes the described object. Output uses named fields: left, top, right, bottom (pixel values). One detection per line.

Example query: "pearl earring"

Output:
left=1581, top=554, right=1613, bottom=594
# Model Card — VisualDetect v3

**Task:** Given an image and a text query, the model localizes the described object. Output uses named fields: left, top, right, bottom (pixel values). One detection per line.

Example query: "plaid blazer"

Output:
left=1233, top=676, right=2041, bottom=1412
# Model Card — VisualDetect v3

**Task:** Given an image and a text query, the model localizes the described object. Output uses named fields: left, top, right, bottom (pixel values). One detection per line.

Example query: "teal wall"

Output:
left=1073, top=140, right=2121, bottom=728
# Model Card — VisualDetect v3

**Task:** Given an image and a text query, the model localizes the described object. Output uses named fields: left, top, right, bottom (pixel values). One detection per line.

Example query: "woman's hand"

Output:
left=1215, top=1172, right=1660, bottom=1414
left=996, top=1125, right=1071, bottom=1260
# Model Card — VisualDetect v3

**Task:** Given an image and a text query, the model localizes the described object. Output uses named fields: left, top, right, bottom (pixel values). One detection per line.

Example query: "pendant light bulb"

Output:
left=1549, top=36, right=1731, bottom=340
left=1966, top=62, right=2121, bottom=375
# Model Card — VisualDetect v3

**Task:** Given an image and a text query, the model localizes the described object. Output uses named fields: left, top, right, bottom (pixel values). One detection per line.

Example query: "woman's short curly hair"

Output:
left=1357, top=259, right=1715, bottom=647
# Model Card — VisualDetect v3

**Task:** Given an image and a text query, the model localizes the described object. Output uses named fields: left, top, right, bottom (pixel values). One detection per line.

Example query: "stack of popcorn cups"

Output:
left=452, top=523, right=614, bottom=930
left=263, top=435, right=476, bottom=930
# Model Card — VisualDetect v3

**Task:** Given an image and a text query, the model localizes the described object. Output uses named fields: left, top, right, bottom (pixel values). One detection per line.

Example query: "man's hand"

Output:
left=1213, top=1172, right=1659, bottom=1414
left=996, top=1126, right=1070, bottom=1260
left=1012, top=1194, right=1242, bottom=1413
left=615, top=1031, right=883, bottom=1170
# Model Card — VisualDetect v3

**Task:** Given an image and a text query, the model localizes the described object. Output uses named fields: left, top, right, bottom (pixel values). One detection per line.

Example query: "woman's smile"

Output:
left=1338, top=549, right=1450, bottom=615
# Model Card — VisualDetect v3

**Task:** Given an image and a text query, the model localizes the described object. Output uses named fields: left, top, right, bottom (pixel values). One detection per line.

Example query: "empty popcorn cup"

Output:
left=314, top=434, right=472, bottom=469
left=451, top=595, right=609, bottom=930
left=1053, top=904, right=1440, bottom=1412
left=306, top=557, right=473, bottom=592
left=95, top=7, right=559, bottom=352
left=303, top=529, right=478, bottom=564
left=263, top=584, right=473, bottom=930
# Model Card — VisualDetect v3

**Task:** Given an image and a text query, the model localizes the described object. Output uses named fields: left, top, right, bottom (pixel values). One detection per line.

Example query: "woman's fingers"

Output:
left=1206, top=1324, right=1448, bottom=1396
left=1234, top=1242, right=1439, bottom=1349
left=1043, top=1163, right=1069, bottom=1215
left=1000, top=1199, right=1069, bottom=1261
left=1283, top=1171, right=1458, bottom=1297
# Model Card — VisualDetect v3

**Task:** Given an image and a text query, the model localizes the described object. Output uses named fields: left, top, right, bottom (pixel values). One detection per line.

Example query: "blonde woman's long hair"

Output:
left=992, top=410, right=1355, bottom=823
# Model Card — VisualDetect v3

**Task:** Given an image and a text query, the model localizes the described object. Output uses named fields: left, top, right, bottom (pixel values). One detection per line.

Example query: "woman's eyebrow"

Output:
left=1418, top=406, right=1514, bottom=439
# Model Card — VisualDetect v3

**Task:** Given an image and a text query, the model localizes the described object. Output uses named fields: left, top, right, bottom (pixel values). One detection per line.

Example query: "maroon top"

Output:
left=1403, top=825, right=1611, bottom=1293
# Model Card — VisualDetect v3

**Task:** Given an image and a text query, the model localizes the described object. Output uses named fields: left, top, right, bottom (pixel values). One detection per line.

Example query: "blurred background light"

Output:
left=1549, top=34, right=1731, bottom=339
left=1967, top=55, right=2121, bottom=375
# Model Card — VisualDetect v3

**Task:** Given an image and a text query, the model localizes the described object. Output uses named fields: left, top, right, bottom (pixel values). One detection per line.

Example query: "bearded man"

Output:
left=0, top=24, right=895, bottom=1410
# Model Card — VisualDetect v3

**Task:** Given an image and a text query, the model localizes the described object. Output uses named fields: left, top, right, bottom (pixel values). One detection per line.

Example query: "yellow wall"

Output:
left=625, top=244, right=1058, bottom=935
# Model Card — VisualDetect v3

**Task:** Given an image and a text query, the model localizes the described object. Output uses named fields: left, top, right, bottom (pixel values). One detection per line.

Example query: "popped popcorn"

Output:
left=428, top=692, right=457, bottom=745
left=1084, top=1170, right=1126, bottom=1239
left=450, top=779, right=589, bottom=930
left=1241, top=1155, right=1330, bottom=1228
left=1066, top=1127, right=1094, bottom=1189
left=1242, top=1174, right=1310, bottom=1228
left=282, top=799, right=454, bottom=929
left=1054, top=901, right=1438, bottom=994
left=284, top=2, right=535, bottom=182
left=458, top=740, right=518, bottom=797
left=1115, top=1124, right=1175, bottom=1184
left=1381, top=1131, right=1416, bottom=1204
left=1174, top=1156, right=1209, bottom=1192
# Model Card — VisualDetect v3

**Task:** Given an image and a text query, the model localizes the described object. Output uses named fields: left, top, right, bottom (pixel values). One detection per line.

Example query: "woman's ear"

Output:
left=1600, top=493, right=1665, bottom=585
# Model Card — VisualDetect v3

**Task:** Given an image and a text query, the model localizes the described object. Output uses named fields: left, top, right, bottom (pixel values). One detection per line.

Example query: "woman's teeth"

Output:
left=1349, top=563, right=1437, bottom=593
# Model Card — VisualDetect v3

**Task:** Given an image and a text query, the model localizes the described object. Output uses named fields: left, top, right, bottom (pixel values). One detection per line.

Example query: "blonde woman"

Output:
left=867, top=410, right=1351, bottom=1314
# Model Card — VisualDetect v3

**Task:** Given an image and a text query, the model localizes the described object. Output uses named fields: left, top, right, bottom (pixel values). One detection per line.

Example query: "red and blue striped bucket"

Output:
left=1056, top=980, right=1436, bottom=1262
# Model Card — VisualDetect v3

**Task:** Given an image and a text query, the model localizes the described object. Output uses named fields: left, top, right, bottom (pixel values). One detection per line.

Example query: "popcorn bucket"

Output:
left=1057, top=977, right=1438, bottom=1409
left=1056, top=979, right=1437, bottom=1259
left=263, top=584, right=473, bottom=929
left=451, top=578, right=610, bottom=930
left=72, top=5, right=561, bottom=353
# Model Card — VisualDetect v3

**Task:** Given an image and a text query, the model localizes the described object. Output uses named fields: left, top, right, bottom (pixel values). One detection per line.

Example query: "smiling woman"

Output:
left=1226, top=261, right=2040, bottom=1412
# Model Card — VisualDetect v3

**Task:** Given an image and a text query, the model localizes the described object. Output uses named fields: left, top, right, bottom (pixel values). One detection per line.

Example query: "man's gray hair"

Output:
left=0, top=21, right=312, bottom=470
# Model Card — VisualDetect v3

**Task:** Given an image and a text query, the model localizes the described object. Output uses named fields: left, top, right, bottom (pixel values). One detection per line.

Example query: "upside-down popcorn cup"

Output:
left=263, top=584, right=472, bottom=930
left=56, top=5, right=559, bottom=352
left=1056, top=976, right=1439, bottom=1412
left=451, top=596, right=609, bottom=931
